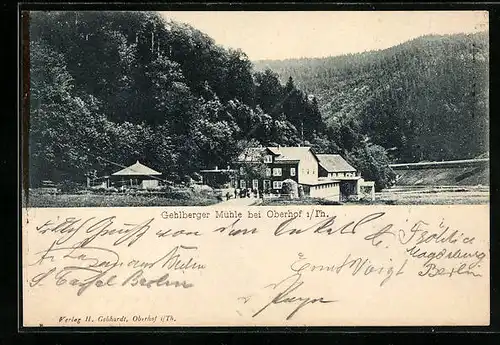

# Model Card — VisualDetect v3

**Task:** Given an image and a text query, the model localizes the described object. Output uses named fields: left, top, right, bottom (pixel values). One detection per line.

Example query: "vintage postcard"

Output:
left=21, top=10, right=490, bottom=327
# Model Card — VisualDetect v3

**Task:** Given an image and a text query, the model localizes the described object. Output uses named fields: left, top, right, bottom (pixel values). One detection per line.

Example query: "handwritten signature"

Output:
left=289, top=252, right=407, bottom=287
left=251, top=273, right=337, bottom=320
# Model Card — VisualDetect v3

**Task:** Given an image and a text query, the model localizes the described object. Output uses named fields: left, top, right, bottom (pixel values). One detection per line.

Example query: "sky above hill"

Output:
left=160, top=11, right=488, bottom=61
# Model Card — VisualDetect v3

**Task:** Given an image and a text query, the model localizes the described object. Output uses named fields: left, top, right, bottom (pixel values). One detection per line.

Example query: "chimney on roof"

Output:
left=215, top=165, right=218, bottom=171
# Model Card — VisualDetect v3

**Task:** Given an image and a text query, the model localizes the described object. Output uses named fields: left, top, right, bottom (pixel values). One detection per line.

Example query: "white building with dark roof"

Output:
left=234, top=146, right=320, bottom=192
left=201, top=146, right=375, bottom=202
left=233, top=146, right=339, bottom=200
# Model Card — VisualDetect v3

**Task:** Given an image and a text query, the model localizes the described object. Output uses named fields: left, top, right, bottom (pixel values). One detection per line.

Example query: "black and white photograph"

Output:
left=19, top=9, right=493, bottom=328
left=23, top=10, right=489, bottom=207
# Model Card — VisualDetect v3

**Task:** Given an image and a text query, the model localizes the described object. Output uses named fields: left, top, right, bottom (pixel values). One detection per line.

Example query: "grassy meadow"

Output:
left=22, top=188, right=220, bottom=208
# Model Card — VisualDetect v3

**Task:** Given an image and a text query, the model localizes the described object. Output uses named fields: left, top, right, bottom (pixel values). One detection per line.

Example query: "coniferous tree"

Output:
left=254, top=32, right=489, bottom=162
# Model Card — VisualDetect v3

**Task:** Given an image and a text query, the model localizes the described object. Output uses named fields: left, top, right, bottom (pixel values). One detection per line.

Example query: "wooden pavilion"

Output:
left=111, top=160, right=162, bottom=189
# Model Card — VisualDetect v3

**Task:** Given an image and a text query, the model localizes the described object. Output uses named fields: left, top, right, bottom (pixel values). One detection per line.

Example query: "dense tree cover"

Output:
left=254, top=32, right=489, bottom=163
left=345, top=142, right=396, bottom=191
left=29, top=11, right=394, bottom=190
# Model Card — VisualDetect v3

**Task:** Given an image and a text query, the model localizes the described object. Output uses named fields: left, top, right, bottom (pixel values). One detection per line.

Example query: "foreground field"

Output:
left=22, top=185, right=489, bottom=208
left=23, top=192, right=220, bottom=208
left=259, top=186, right=489, bottom=206
left=375, top=185, right=489, bottom=205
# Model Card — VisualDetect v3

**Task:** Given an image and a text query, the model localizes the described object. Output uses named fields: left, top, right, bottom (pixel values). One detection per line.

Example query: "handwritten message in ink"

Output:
left=22, top=205, right=489, bottom=327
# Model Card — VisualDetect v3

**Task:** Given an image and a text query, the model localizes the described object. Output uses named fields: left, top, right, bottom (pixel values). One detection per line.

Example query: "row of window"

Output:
left=266, top=167, right=316, bottom=176
left=240, top=180, right=342, bottom=191
left=240, top=167, right=296, bottom=177
left=266, top=167, right=296, bottom=177
left=239, top=180, right=283, bottom=189
left=240, top=167, right=297, bottom=177
left=315, top=182, right=339, bottom=189
left=329, top=172, right=355, bottom=177
left=239, top=166, right=354, bottom=178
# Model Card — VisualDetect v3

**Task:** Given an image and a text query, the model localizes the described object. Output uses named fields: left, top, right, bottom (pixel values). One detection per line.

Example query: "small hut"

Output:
left=111, top=160, right=162, bottom=189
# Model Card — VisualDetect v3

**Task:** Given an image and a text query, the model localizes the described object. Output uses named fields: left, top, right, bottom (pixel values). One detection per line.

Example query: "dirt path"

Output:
left=217, top=196, right=262, bottom=206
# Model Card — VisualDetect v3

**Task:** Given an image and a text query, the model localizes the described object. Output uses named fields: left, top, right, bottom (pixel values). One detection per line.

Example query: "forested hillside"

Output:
left=254, top=32, right=489, bottom=163
left=29, top=11, right=395, bottom=190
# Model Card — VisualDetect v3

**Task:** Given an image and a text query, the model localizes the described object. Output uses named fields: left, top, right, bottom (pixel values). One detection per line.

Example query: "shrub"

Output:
left=182, top=175, right=194, bottom=186
left=157, top=185, right=173, bottom=192
left=191, top=172, right=203, bottom=183
left=90, top=185, right=107, bottom=194
left=166, top=188, right=194, bottom=200
left=166, top=173, right=181, bottom=184
left=76, top=189, right=92, bottom=195
left=58, top=180, right=84, bottom=193
left=347, top=143, right=396, bottom=191
left=201, top=185, right=214, bottom=192
left=281, top=179, right=298, bottom=199
left=135, top=189, right=151, bottom=195
left=191, top=184, right=214, bottom=195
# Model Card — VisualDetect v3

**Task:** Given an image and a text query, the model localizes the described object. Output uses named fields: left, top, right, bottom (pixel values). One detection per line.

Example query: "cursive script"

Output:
left=29, top=243, right=203, bottom=296
left=36, top=216, right=154, bottom=248
left=252, top=273, right=337, bottom=320
left=290, top=252, right=407, bottom=287
left=274, top=212, right=386, bottom=237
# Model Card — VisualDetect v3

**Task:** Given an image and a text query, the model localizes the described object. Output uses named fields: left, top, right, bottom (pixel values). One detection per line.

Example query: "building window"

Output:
left=252, top=179, right=259, bottom=190
left=264, top=155, right=272, bottom=163
left=307, top=169, right=310, bottom=174
left=273, top=181, right=283, bottom=189
left=239, top=167, right=244, bottom=175
left=240, top=180, right=246, bottom=189
left=290, top=167, right=296, bottom=176
left=272, top=168, right=282, bottom=176
left=265, top=168, right=272, bottom=177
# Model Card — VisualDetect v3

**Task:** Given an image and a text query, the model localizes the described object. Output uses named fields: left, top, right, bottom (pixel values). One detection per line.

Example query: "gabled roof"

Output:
left=112, top=160, right=162, bottom=176
left=236, top=146, right=318, bottom=163
left=268, top=147, right=318, bottom=163
left=317, top=154, right=356, bottom=173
